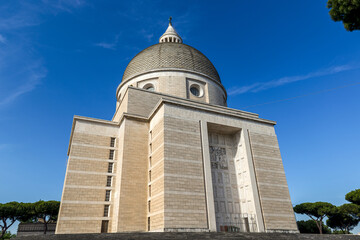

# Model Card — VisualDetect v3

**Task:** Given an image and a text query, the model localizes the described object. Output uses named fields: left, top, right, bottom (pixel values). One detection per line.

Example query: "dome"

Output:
left=122, top=42, right=221, bottom=83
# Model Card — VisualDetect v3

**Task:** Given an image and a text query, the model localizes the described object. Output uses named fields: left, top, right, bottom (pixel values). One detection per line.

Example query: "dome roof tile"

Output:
left=122, top=43, right=221, bottom=83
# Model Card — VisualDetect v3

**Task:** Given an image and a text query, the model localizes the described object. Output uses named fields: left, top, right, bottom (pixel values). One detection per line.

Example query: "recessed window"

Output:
left=143, top=83, right=155, bottom=91
left=105, top=190, right=111, bottom=201
left=190, top=84, right=202, bottom=97
left=109, top=150, right=114, bottom=160
left=101, top=220, right=109, bottom=233
left=108, top=163, right=113, bottom=173
left=106, top=176, right=112, bottom=187
left=110, top=137, right=116, bottom=147
left=103, top=205, right=110, bottom=217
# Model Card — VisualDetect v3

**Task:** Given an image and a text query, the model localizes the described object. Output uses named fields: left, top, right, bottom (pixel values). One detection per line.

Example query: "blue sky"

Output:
left=1, top=0, right=360, bottom=234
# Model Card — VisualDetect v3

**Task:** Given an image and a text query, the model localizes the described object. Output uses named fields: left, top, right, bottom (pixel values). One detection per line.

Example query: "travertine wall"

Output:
left=56, top=119, right=118, bottom=234
left=116, top=118, right=148, bottom=232
left=248, top=131, right=297, bottom=231
left=58, top=88, right=297, bottom=234
left=116, top=72, right=226, bottom=109
left=148, top=108, right=165, bottom=231
left=162, top=103, right=297, bottom=232
left=158, top=76, right=187, bottom=99
left=163, top=115, right=208, bottom=231
left=111, top=120, right=125, bottom=232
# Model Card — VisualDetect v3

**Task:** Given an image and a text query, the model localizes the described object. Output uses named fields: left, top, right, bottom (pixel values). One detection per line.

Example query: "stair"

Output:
left=15, top=232, right=360, bottom=240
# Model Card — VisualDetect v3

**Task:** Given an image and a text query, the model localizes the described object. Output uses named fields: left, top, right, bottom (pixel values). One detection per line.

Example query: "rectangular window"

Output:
left=149, top=143, right=152, bottom=154
left=110, top=137, right=116, bottom=147
left=148, top=217, right=150, bottom=231
left=101, top=220, right=109, bottom=233
left=106, top=176, right=112, bottom=187
left=148, top=170, right=151, bottom=182
left=149, top=130, right=152, bottom=141
left=148, top=200, right=151, bottom=212
left=148, top=185, right=151, bottom=197
left=109, top=150, right=114, bottom=160
left=103, top=205, right=110, bottom=217
left=105, top=190, right=111, bottom=201
left=108, top=163, right=113, bottom=173
left=149, top=156, right=152, bottom=168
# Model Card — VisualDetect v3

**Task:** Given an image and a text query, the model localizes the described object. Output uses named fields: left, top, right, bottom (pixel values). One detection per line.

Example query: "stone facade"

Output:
left=56, top=21, right=298, bottom=234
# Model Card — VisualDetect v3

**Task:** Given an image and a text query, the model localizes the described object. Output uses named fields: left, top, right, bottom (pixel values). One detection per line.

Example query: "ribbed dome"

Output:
left=122, top=43, right=221, bottom=83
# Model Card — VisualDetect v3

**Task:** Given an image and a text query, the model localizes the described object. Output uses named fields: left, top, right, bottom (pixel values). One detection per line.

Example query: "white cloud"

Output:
left=94, top=42, right=117, bottom=50
left=139, top=29, right=154, bottom=42
left=0, top=1, right=85, bottom=107
left=94, top=34, right=121, bottom=50
left=0, top=34, right=6, bottom=44
left=0, top=70, right=46, bottom=106
left=41, top=0, right=87, bottom=13
left=228, top=64, right=359, bottom=96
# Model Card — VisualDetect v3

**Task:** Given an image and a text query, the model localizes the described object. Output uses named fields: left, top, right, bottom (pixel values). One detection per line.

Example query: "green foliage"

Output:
left=0, top=200, right=60, bottom=238
left=327, top=0, right=360, bottom=31
left=294, top=202, right=335, bottom=234
left=297, top=220, right=332, bottom=234
left=2, top=231, right=16, bottom=239
left=332, top=230, right=350, bottom=234
left=326, top=203, right=360, bottom=234
left=294, top=202, right=335, bottom=218
left=34, top=200, right=60, bottom=222
left=0, top=202, right=31, bottom=239
left=346, top=189, right=360, bottom=205
left=33, top=200, right=60, bottom=234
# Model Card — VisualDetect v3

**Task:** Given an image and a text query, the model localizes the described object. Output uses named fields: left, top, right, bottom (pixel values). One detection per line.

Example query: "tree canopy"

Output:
left=346, top=189, right=360, bottom=205
left=0, top=202, right=32, bottom=239
left=327, top=0, right=360, bottom=31
left=33, top=201, right=60, bottom=234
left=326, top=203, right=360, bottom=234
left=294, top=202, right=335, bottom=234
left=297, top=220, right=332, bottom=234
left=0, top=200, right=60, bottom=238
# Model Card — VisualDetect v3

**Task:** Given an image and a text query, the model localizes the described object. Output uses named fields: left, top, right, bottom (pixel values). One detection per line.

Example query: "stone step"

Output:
left=15, top=232, right=360, bottom=240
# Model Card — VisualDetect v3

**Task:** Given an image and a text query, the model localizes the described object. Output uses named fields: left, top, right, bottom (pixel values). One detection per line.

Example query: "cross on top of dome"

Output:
left=159, top=17, right=182, bottom=44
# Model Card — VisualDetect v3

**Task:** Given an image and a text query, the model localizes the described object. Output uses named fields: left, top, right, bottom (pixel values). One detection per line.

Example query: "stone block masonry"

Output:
left=56, top=87, right=299, bottom=233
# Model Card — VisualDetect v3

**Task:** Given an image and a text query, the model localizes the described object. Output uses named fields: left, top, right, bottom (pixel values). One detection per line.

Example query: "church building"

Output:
left=55, top=20, right=298, bottom=234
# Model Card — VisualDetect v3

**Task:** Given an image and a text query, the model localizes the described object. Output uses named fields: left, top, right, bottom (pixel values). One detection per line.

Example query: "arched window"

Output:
left=143, top=83, right=155, bottom=91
